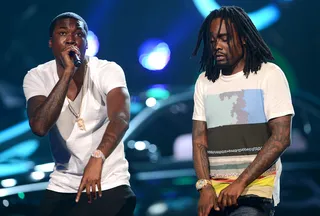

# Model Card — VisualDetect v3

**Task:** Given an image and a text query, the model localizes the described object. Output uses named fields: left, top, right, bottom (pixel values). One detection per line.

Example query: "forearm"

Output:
left=30, top=74, right=72, bottom=136
left=192, top=120, right=210, bottom=180
left=193, top=144, right=211, bottom=179
left=235, top=116, right=292, bottom=187
left=97, top=116, right=129, bottom=159
left=236, top=138, right=289, bottom=186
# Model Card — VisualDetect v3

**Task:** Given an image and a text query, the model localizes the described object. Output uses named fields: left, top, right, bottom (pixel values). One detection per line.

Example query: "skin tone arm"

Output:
left=76, top=87, right=130, bottom=203
left=193, top=120, right=210, bottom=180
left=27, top=45, right=80, bottom=137
left=218, top=115, right=292, bottom=208
left=193, top=120, right=220, bottom=216
left=96, top=87, right=131, bottom=159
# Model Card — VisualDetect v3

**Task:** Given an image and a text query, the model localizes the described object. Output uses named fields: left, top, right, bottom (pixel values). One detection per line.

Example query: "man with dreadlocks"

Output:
left=192, top=6, right=294, bottom=216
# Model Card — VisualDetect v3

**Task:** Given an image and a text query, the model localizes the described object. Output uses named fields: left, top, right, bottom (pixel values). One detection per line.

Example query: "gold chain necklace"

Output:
left=66, top=64, right=88, bottom=131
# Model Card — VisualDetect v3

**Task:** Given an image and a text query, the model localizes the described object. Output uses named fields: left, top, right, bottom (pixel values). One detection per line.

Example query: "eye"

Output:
left=76, top=32, right=84, bottom=37
left=210, top=38, right=216, bottom=44
left=59, top=32, right=67, bottom=36
left=221, top=36, right=228, bottom=42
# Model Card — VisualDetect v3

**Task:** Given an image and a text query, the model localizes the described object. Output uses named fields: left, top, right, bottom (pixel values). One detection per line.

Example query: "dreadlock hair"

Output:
left=192, top=6, right=274, bottom=82
left=49, top=12, right=88, bottom=37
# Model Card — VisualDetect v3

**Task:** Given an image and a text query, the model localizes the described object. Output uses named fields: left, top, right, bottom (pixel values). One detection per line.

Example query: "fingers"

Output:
left=98, top=181, right=102, bottom=198
left=75, top=181, right=85, bottom=203
left=86, top=183, right=92, bottom=203
left=60, top=45, right=81, bottom=69
left=205, top=204, right=213, bottom=215
left=212, top=197, right=220, bottom=211
left=92, top=182, right=97, bottom=200
left=62, top=45, right=80, bottom=56
left=218, top=191, right=238, bottom=209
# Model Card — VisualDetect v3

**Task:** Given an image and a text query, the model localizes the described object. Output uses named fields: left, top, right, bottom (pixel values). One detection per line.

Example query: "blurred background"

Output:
left=0, top=0, right=319, bottom=215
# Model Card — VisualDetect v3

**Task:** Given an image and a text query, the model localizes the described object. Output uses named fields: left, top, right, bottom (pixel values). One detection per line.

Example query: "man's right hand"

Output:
left=60, top=45, right=80, bottom=74
left=198, top=186, right=220, bottom=216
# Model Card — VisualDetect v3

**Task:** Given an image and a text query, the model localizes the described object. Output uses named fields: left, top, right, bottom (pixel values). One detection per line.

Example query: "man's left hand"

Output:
left=75, top=157, right=103, bottom=203
left=217, top=181, right=246, bottom=209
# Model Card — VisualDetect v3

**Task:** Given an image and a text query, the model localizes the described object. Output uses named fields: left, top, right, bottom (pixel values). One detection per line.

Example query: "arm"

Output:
left=193, top=120, right=220, bottom=214
left=218, top=115, right=292, bottom=208
left=27, top=73, right=73, bottom=136
left=236, top=115, right=292, bottom=186
left=192, top=120, right=210, bottom=180
left=75, top=87, right=130, bottom=203
left=27, top=45, right=80, bottom=136
left=97, top=87, right=130, bottom=158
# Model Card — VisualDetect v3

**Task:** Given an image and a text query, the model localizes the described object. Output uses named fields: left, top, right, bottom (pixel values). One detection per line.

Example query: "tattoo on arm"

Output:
left=236, top=115, right=292, bottom=186
left=192, top=120, right=210, bottom=179
left=97, top=87, right=130, bottom=159
left=97, top=115, right=129, bottom=158
left=28, top=75, right=72, bottom=136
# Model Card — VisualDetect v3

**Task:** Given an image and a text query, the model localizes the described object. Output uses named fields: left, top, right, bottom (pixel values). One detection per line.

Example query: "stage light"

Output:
left=145, top=97, right=157, bottom=107
left=134, top=141, right=146, bottom=151
left=34, top=162, right=55, bottom=172
left=1, top=179, right=17, bottom=188
left=2, top=199, right=9, bottom=207
left=192, top=0, right=281, bottom=31
left=146, top=85, right=170, bottom=99
left=18, top=192, right=25, bottom=199
left=30, top=171, right=45, bottom=181
left=139, top=39, right=170, bottom=71
left=147, top=202, right=168, bottom=215
left=86, top=30, right=99, bottom=57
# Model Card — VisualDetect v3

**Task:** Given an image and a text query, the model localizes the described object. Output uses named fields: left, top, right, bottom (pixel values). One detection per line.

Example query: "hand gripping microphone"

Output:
left=69, top=51, right=82, bottom=67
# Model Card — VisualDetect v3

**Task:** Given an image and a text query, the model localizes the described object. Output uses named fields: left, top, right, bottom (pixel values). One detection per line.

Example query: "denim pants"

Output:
left=209, top=195, right=275, bottom=216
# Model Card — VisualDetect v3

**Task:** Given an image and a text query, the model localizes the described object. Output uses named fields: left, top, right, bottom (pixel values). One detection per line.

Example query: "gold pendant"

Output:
left=76, top=118, right=86, bottom=131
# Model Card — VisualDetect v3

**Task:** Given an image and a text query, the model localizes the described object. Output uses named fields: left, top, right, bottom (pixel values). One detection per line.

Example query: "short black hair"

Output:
left=192, top=6, right=274, bottom=82
left=49, top=12, right=88, bottom=37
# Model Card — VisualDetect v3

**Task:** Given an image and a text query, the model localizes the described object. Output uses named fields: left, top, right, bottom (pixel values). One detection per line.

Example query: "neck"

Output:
left=221, top=54, right=246, bottom=76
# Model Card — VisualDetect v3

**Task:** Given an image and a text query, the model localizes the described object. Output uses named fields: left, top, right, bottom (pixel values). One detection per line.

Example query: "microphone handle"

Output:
left=69, top=51, right=82, bottom=67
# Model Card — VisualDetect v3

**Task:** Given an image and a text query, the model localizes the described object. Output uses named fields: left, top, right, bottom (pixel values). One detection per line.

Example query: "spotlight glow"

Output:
left=134, top=141, right=146, bottom=151
left=192, top=0, right=281, bottom=31
left=86, top=30, right=99, bottom=56
left=1, top=179, right=17, bottom=188
left=145, top=97, right=157, bottom=107
left=34, top=162, right=55, bottom=172
left=139, top=39, right=170, bottom=71
left=30, top=171, right=45, bottom=181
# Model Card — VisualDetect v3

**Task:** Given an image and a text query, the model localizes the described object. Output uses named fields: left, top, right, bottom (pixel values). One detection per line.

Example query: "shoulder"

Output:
left=260, top=62, right=284, bottom=75
left=196, top=72, right=207, bottom=83
left=88, top=56, right=124, bottom=75
left=24, top=60, right=56, bottom=82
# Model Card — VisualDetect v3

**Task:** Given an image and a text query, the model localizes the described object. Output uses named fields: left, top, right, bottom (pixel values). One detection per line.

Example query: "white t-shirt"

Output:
left=192, top=62, right=295, bottom=205
left=23, top=56, right=130, bottom=193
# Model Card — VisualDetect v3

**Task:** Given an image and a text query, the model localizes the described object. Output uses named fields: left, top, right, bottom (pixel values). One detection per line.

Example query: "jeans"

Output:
left=209, top=195, right=275, bottom=216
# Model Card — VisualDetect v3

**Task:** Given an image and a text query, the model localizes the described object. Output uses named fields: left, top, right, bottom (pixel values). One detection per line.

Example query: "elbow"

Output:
left=29, top=120, right=48, bottom=137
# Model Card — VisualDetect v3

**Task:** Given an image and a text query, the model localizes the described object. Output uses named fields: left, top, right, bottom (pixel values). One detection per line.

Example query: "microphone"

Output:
left=69, top=51, right=82, bottom=67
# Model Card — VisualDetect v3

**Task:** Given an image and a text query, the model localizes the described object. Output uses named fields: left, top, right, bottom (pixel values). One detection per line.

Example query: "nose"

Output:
left=65, top=33, right=76, bottom=45
left=212, top=40, right=222, bottom=52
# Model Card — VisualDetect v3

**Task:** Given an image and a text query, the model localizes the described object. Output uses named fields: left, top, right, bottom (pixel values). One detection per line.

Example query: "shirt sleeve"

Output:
left=98, top=62, right=127, bottom=95
left=262, top=64, right=295, bottom=121
left=192, top=73, right=206, bottom=121
left=23, top=69, right=47, bottom=102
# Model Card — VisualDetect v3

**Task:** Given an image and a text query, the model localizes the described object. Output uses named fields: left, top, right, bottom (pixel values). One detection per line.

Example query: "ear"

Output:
left=48, top=38, right=52, bottom=48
